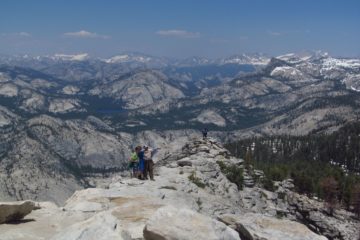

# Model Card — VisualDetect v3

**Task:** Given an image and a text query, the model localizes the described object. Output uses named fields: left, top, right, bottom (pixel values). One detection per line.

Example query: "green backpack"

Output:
left=130, top=152, right=138, bottom=162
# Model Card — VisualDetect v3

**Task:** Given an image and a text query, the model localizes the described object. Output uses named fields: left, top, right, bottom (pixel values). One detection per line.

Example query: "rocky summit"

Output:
left=0, top=138, right=358, bottom=240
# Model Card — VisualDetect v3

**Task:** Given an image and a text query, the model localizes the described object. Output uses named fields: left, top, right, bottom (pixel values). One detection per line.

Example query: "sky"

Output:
left=0, top=0, right=359, bottom=58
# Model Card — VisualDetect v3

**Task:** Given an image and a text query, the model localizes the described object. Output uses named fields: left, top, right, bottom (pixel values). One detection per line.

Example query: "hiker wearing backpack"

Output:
left=202, top=128, right=208, bottom=140
left=128, top=148, right=139, bottom=178
left=143, top=146, right=160, bottom=181
left=136, top=146, right=145, bottom=180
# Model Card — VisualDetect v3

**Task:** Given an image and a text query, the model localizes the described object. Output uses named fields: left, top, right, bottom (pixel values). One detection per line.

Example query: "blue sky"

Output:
left=0, top=0, right=359, bottom=58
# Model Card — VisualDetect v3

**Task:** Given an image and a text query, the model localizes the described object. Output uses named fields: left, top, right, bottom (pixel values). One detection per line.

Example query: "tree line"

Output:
left=225, top=122, right=360, bottom=218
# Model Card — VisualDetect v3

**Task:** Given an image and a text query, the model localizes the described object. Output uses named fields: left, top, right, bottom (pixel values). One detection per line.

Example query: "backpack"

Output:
left=144, top=150, right=152, bottom=161
left=130, top=152, right=138, bottom=162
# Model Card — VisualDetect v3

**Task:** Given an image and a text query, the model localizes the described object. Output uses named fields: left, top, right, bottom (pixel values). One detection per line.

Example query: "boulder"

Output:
left=0, top=201, right=35, bottom=224
left=218, top=213, right=328, bottom=240
left=177, top=159, right=192, bottom=167
left=143, top=205, right=240, bottom=240
left=50, top=211, right=124, bottom=240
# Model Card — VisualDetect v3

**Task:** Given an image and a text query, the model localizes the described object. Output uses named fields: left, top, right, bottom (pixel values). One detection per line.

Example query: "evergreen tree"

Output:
left=320, top=176, right=339, bottom=216
left=244, top=149, right=253, bottom=170
left=351, top=183, right=360, bottom=219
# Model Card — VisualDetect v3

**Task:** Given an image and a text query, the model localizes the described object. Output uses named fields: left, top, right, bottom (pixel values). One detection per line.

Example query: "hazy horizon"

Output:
left=1, top=0, right=359, bottom=58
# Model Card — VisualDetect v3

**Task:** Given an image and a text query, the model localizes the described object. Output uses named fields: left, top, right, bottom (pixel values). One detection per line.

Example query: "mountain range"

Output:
left=0, top=51, right=360, bottom=204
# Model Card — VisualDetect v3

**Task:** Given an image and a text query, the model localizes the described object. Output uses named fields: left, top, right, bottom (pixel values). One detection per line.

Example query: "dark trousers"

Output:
left=144, top=159, right=154, bottom=180
left=203, top=133, right=207, bottom=140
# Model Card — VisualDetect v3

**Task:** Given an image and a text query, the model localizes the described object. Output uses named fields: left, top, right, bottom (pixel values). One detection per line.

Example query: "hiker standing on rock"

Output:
left=136, top=146, right=145, bottom=180
left=128, top=147, right=139, bottom=178
left=202, top=128, right=208, bottom=140
left=144, top=146, right=160, bottom=181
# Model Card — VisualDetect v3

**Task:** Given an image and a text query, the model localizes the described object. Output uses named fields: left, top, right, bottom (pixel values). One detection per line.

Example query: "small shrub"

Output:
left=277, top=191, right=286, bottom=200
left=217, top=161, right=243, bottom=190
left=262, top=177, right=275, bottom=191
left=188, top=171, right=206, bottom=189
left=276, top=211, right=286, bottom=219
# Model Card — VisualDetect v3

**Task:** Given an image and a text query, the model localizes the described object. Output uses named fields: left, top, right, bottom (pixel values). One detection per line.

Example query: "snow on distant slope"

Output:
left=277, top=53, right=310, bottom=63
left=52, top=53, right=90, bottom=61
left=219, top=54, right=270, bottom=65
left=103, top=54, right=152, bottom=64
left=277, top=51, right=329, bottom=64
left=322, top=58, right=360, bottom=70
left=270, top=66, right=304, bottom=79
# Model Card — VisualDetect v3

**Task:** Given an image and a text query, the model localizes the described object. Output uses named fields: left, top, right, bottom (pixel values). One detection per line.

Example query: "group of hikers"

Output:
left=128, top=128, right=209, bottom=180
left=128, top=145, right=159, bottom=180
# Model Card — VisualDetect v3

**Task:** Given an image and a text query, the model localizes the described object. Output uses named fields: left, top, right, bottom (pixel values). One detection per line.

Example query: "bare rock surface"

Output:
left=50, top=211, right=124, bottom=240
left=143, top=206, right=240, bottom=240
left=218, top=213, right=327, bottom=240
left=194, top=110, right=227, bottom=127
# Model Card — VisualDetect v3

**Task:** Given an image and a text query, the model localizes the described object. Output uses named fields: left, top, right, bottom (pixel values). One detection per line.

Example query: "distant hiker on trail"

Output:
left=136, top=146, right=145, bottom=180
left=143, top=146, right=160, bottom=181
left=128, top=148, right=139, bottom=178
left=202, top=128, right=208, bottom=140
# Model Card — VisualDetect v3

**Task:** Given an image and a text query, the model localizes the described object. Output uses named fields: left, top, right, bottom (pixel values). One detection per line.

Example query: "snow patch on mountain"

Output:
left=219, top=54, right=270, bottom=65
left=277, top=51, right=329, bottom=64
left=350, top=86, right=360, bottom=92
left=52, top=53, right=89, bottom=61
left=103, top=54, right=152, bottom=64
left=276, top=53, right=313, bottom=63
left=270, top=66, right=304, bottom=78
left=322, top=58, right=360, bottom=70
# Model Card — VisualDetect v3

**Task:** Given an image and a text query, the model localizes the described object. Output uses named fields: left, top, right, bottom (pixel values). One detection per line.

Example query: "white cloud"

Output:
left=63, top=30, right=110, bottom=39
left=1, top=32, right=31, bottom=37
left=17, top=32, right=31, bottom=37
left=156, top=29, right=200, bottom=38
left=268, top=30, right=282, bottom=36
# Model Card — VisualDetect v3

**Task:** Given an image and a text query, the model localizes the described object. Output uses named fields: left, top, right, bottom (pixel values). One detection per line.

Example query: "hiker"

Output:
left=143, top=146, right=160, bottom=181
left=136, top=145, right=145, bottom=180
left=202, top=128, right=208, bottom=140
left=128, top=148, right=139, bottom=178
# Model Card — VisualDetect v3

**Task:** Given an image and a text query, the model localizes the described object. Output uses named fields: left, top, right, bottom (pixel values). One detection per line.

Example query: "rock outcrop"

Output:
left=240, top=179, right=360, bottom=240
left=0, top=201, right=35, bottom=224
left=218, top=213, right=327, bottom=240
left=143, top=206, right=240, bottom=240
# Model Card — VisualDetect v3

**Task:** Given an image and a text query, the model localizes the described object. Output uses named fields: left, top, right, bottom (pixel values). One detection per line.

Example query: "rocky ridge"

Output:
left=1, top=138, right=358, bottom=240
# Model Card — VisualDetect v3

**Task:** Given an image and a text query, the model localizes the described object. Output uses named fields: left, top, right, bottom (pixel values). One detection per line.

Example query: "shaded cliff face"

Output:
left=0, top=138, right=357, bottom=240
